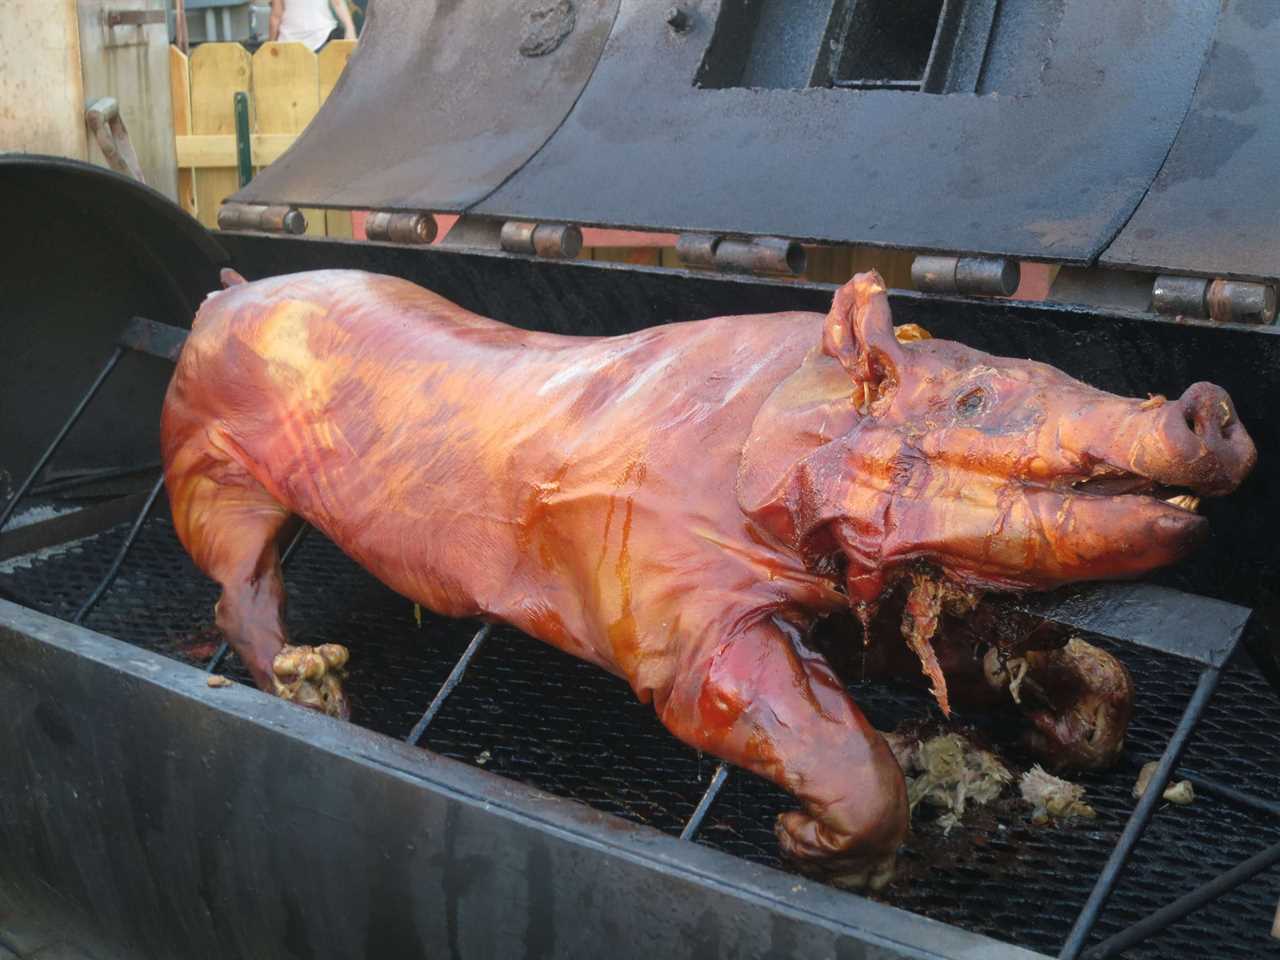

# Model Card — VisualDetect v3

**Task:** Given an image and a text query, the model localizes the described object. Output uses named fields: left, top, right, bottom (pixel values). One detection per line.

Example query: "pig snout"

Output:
left=1141, top=383, right=1257, bottom=496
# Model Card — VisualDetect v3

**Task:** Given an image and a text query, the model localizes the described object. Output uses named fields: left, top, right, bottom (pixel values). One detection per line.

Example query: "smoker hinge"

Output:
left=365, top=211, right=438, bottom=245
left=104, top=8, right=165, bottom=28
left=1152, top=275, right=1277, bottom=325
left=499, top=221, right=583, bottom=259
left=217, top=202, right=307, bottom=235
left=675, top=234, right=806, bottom=277
left=911, top=255, right=1020, bottom=297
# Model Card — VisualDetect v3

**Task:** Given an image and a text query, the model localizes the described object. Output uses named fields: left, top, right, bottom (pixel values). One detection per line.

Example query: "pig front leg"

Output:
left=167, top=462, right=350, bottom=718
left=659, top=618, right=908, bottom=890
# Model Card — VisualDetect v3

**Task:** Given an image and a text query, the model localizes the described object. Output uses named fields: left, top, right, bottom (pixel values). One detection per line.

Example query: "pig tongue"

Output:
left=900, top=573, right=967, bottom=717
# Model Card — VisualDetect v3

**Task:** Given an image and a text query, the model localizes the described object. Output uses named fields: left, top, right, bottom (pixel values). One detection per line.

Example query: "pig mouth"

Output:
left=1067, top=473, right=1203, bottom=514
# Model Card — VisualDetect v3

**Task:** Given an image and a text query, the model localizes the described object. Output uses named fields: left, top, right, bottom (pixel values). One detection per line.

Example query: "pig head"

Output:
left=739, top=272, right=1256, bottom=714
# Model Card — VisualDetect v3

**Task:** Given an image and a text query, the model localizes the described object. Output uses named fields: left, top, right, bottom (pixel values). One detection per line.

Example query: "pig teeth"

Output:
left=1164, top=494, right=1200, bottom=512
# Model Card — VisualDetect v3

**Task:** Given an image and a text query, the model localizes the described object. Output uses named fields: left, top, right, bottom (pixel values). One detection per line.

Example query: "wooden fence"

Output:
left=170, top=40, right=356, bottom=237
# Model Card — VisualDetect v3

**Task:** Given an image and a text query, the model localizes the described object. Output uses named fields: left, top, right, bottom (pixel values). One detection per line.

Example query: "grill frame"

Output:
left=4, top=212, right=1280, bottom=958
left=0, top=599, right=1045, bottom=960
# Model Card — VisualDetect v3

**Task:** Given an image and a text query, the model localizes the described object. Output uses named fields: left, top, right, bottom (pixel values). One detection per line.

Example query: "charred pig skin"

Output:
left=161, top=269, right=1255, bottom=887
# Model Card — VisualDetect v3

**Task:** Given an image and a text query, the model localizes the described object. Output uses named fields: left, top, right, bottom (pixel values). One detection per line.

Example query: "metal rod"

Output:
left=1178, top=771, right=1280, bottom=819
left=233, top=92, right=252, bottom=188
left=71, top=473, right=166, bottom=624
left=0, top=346, right=125, bottom=533
left=679, top=762, right=730, bottom=841
left=1084, top=840, right=1280, bottom=959
left=280, top=523, right=311, bottom=566
left=206, top=524, right=311, bottom=674
left=29, top=461, right=161, bottom=496
left=204, top=642, right=230, bottom=674
left=1058, top=665, right=1225, bottom=960
left=405, top=624, right=492, bottom=746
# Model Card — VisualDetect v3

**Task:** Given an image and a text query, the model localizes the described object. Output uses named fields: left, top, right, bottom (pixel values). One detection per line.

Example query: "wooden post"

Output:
left=3, top=0, right=87, bottom=160
left=190, top=43, right=251, bottom=230
left=252, top=42, right=322, bottom=236
left=318, top=40, right=357, bottom=238
left=169, top=46, right=196, bottom=217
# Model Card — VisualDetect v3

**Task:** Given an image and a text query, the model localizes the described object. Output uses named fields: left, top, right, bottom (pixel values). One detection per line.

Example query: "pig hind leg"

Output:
left=172, top=470, right=350, bottom=718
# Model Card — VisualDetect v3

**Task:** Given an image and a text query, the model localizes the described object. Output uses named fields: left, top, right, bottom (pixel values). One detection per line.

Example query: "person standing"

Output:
left=270, top=0, right=356, bottom=51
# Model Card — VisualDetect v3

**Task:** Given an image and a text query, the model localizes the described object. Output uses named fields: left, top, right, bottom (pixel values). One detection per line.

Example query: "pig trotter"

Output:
left=660, top=621, right=908, bottom=889
left=984, top=638, right=1133, bottom=771
left=273, top=643, right=351, bottom=719
left=777, top=814, right=900, bottom=892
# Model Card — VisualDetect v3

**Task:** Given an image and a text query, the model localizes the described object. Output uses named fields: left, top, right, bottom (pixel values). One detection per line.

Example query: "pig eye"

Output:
left=956, top=387, right=986, bottom=417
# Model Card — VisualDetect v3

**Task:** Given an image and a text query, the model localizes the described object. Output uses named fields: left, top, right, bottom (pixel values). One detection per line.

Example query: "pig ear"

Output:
left=823, top=271, right=905, bottom=404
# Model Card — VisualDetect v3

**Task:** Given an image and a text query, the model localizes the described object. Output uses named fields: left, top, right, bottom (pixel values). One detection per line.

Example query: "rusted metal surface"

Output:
left=365, top=211, right=437, bottom=245
left=1101, top=1, right=1280, bottom=282
left=118, top=316, right=189, bottom=362
left=711, top=236, right=804, bottom=276
left=913, top=255, right=1020, bottom=297
left=675, top=234, right=803, bottom=275
left=499, top=221, right=583, bottom=259
left=1206, top=280, right=1276, bottom=325
left=232, top=0, right=621, bottom=212
left=217, top=202, right=306, bottom=235
left=675, top=233, right=719, bottom=269
left=104, top=8, right=164, bottom=27
left=1152, top=276, right=1277, bottom=325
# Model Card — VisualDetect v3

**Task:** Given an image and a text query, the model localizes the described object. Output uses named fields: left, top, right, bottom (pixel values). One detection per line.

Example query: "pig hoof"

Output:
left=775, top=812, right=898, bottom=891
left=272, top=643, right=350, bottom=719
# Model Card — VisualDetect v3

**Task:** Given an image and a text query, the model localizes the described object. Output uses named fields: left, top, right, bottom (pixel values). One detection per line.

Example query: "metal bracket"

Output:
left=104, top=8, right=165, bottom=28
left=911, top=255, right=1020, bottom=297
left=217, top=202, right=307, bottom=235
left=366, top=211, right=438, bottom=245
left=1152, top=275, right=1277, bottom=324
left=85, top=98, right=145, bottom=184
left=675, top=234, right=806, bottom=277
left=499, top=221, right=583, bottom=259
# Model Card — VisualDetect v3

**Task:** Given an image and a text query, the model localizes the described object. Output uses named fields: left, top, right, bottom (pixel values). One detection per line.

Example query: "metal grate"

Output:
left=3, top=508, right=1278, bottom=959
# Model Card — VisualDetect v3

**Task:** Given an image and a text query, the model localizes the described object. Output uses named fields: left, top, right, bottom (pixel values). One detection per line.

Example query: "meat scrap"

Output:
left=1020, top=766, right=1097, bottom=824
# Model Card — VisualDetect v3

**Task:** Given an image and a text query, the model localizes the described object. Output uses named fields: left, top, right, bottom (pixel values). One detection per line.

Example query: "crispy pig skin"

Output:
left=162, top=269, right=1254, bottom=882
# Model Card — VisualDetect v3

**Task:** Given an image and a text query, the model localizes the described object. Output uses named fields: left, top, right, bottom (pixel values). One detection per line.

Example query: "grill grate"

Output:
left=2, top=508, right=1279, bottom=959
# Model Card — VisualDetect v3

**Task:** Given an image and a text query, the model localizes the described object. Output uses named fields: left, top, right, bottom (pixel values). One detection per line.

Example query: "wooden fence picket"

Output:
left=169, top=46, right=197, bottom=218
left=318, top=40, right=357, bottom=239
left=251, top=42, right=323, bottom=236
left=189, top=42, right=251, bottom=230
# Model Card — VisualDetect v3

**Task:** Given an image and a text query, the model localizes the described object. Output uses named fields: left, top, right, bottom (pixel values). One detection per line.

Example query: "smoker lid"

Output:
left=234, top=0, right=1278, bottom=280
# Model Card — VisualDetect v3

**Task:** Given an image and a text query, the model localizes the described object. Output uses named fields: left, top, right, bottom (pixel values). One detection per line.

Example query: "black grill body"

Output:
left=7, top=0, right=1280, bottom=936
left=2, top=152, right=1280, bottom=958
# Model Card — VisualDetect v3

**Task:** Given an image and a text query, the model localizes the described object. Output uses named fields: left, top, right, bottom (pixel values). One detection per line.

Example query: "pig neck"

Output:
left=736, top=347, right=866, bottom=559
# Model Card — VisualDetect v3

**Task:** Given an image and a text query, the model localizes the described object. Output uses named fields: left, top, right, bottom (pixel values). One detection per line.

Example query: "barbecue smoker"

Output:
left=3, top=2, right=1280, bottom=958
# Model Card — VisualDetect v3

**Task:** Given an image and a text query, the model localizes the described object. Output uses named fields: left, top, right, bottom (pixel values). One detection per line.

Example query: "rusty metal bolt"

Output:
left=665, top=6, right=690, bottom=32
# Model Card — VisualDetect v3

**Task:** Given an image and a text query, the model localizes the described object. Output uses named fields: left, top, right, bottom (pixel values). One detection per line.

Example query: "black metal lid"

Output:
left=235, top=0, right=1280, bottom=282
